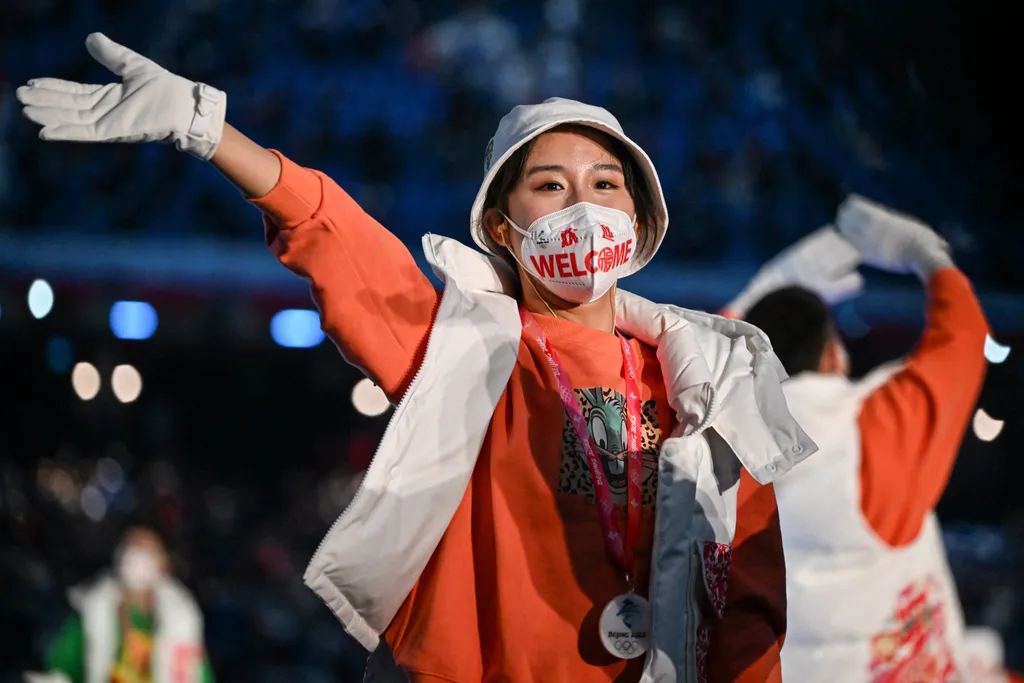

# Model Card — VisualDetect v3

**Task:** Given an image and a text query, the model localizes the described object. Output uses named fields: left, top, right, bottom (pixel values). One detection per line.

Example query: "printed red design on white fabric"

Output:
left=171, top=644, right=202, bottom=683
left=868, top=576, right=960, bottom=683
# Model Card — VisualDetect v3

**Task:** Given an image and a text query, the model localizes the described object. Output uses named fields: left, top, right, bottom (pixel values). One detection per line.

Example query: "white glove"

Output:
left=835, top=194, right=954, bottom=281
left=17, top=33, right=226, bottom=160
left=726, top=226, right=864, bottom=317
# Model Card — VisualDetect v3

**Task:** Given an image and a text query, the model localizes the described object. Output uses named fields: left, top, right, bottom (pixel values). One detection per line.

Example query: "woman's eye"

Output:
left=536, top=182, right=563, bottom=191
left=595, top=180, right=618, bottom=190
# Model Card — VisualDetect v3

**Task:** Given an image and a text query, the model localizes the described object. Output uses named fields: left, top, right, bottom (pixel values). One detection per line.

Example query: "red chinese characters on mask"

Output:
left=560, top=227, right=579, bottom=248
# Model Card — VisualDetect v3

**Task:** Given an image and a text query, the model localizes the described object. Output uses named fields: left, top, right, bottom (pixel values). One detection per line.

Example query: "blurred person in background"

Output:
left=25, top=527, right=214, bottom=683
left=17, top=33, right=821, bottom=683
left=418, top=0, right=534, bottom=106
left=727, top=196, right=1021, bottom=682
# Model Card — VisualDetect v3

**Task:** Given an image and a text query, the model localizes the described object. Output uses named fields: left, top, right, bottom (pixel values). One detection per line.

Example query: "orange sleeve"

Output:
left=250, top=151, right=439, bottom=402
left=706, top=470, right=786, bottom=683
left=858, top=268, right=989, bottom=547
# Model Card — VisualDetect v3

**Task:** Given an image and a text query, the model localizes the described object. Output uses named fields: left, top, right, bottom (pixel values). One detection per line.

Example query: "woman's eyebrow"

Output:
left=525, top=162, right=624, bottom=177
left=525, top=164, right=566, bottom=177
left=592, top=162, right=624, bottom=174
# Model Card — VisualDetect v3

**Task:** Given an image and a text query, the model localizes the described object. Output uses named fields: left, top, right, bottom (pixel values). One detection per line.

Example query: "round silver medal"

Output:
left=598, top=593, right=650, bottom=659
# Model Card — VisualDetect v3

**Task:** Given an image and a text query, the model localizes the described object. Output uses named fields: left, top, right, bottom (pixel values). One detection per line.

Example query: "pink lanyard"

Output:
left=520, top=308, right=644, bottom=584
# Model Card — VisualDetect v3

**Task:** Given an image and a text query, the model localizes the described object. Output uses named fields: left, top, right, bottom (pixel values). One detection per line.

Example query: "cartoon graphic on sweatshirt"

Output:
left=558, top=386, right=662, bottom=507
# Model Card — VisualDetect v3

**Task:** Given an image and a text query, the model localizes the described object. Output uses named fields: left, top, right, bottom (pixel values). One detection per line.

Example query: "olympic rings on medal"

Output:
left=615, top=639, right=639, bottom=655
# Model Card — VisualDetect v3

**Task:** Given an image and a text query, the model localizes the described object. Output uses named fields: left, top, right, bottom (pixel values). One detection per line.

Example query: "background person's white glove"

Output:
left=17, top=33, right=226, bottom=160
left=835, top=194, right=954, bottom=281
left=726, top=226, right=864, bottom=317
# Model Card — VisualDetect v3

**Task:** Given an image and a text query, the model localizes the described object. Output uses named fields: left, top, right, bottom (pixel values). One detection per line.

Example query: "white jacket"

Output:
left=67, top=573, right=205, bottom=683
left=304, top=235, right=817, bottom=681
left=776, top=366, right=969, bottom=682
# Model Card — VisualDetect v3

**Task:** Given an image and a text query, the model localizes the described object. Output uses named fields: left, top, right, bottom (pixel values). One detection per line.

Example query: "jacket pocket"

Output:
left=694, top=540, right=733, bottom=683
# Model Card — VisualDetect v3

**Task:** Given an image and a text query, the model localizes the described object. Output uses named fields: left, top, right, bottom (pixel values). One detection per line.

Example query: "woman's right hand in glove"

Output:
left=18, top=33, right=283, bottom=197
left=17, top=33, right=226, bottom=160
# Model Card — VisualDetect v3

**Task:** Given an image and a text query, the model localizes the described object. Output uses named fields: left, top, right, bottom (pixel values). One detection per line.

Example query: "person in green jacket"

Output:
left=41, top=528, right=214, bottom=683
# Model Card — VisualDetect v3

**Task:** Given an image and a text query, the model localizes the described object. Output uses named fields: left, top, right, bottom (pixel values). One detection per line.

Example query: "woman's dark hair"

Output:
left=744, top=286, right=837, bottom=377
left=481, top=124, right=658, bottom=266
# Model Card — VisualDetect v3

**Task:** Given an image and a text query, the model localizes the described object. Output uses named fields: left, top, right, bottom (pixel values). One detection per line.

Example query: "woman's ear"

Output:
left=634, top=218, right=648, bottom=252
left=483, top=207, right=509, bottom=248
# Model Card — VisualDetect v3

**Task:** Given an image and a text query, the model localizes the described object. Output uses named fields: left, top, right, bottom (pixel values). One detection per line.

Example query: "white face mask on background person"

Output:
left=502, top=201, right=638, bottom=304
left=117, top=545, right=162, bottom=592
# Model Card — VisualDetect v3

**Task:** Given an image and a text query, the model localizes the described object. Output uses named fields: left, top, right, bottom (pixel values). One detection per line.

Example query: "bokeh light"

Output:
left=71, top=362, right=101, bottom=400
left=46, top=336, right=73, bottom=373
left=110, top=301, right=159, bottom=340
left=984, top=334, right=1010, bottom=364
left=972, top=408, right=1004, bottom=443
left=270, top=309, right=325, bottom=348
left=111, top=364, right=143, bottom=403
left=351, top=378, right=390, bottom=417
left=28, top=279, right=54, bottom=319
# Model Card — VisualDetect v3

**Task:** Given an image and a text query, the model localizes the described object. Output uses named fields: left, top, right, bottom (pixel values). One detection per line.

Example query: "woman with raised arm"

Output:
left=19, top=33, right=817, bottom=683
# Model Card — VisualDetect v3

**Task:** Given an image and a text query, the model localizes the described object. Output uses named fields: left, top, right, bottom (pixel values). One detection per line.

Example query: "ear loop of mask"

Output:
left=500, top=214, right=618, bottom=334
left=499, top=213, right=564, bottom=321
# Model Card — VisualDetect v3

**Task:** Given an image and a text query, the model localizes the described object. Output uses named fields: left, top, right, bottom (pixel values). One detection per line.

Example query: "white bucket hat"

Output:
left=469, top=97, right=668, bottom=275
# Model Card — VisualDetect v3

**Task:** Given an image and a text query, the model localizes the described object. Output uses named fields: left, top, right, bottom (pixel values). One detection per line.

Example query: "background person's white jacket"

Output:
left=776, top=365, right=969, bottom=682
left=304, top=234, right=817, bottom=682
left=66, top=573, right=205, bottom=683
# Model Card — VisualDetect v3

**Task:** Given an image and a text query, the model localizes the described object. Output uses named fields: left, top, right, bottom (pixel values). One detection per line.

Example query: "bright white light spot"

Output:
left=972, top=408, right=1004, bottom=442
left=111, top=364, right=143, bottom=403
left=110, top=301, right=158, bottom=340
left=270, top=309, right=325, bottom=348
left=351, top=378, right=390, bottom=417
left=72, top=362, right=101, bottom=400
left=80, top=485, right=108, bottom=521
left=28, top=279, right=54, bottom=319
left=984, top=335, right=1010, bottom=364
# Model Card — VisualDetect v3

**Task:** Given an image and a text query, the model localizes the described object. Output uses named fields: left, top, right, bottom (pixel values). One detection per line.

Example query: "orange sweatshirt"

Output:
left=253, top=152, right=786, bottom=682
left=858, top=269, right=989, bottom=547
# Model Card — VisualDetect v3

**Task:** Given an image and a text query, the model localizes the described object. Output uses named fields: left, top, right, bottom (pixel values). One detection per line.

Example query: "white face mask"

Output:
left=117, top=546, right=161, bottom=592
left=503, top=202, right=637, bottom=304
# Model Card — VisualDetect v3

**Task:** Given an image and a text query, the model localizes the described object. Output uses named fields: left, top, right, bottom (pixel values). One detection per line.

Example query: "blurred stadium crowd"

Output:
left=1, top=0, right=1021, bottom=282
left=1, top=0, right=1023, bottom=681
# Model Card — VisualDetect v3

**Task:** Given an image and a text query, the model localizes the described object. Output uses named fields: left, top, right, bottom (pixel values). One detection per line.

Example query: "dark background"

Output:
left=1, top=0, right=1022, bottom=680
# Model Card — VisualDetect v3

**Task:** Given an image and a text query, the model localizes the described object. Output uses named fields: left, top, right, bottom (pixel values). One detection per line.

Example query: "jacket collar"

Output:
left=422, top=234, right=816, bottom=482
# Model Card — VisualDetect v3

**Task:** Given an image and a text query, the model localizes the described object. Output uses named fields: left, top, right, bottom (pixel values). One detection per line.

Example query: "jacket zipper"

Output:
left=688, top=543, right=701, bottom=681
left=305, top=283, right=451, bottom=575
